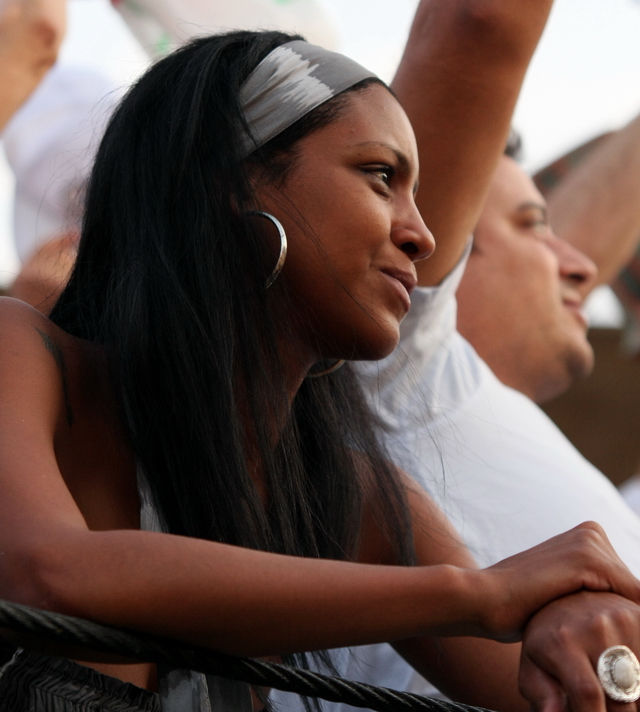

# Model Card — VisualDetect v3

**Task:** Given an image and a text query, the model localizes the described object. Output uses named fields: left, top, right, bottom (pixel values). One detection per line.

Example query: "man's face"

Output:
left=456, top=156, right=597, bottom=404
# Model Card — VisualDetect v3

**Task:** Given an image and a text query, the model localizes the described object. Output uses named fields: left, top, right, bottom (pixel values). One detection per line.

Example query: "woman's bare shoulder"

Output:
left=0, top=297, right=88, bottom=424
left=0, top=294, right=60, bottom=331
left=0, top=295, right=84, bottom=350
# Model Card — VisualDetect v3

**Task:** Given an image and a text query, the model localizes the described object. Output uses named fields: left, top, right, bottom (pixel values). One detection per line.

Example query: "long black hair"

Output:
left=50, top=31, right=414, bottom=576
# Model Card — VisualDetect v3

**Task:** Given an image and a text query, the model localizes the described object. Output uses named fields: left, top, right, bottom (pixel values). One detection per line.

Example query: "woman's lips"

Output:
left=380, top=268, right=417, bottom=312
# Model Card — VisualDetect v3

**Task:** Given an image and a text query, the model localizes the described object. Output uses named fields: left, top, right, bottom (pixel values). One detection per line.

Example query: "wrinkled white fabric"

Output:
left=272, top=245, right=640, bottom=712
left=621, top=475, right=640, bottom=516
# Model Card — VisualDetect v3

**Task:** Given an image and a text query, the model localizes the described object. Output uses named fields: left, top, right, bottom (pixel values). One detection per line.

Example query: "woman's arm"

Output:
left=376, top=477, right=640, bottom=712
left=393, top=0, right=555, bottom=286
left=2, top=300, right=640, bottom=707
left=0, top=0, right=65, bottom=132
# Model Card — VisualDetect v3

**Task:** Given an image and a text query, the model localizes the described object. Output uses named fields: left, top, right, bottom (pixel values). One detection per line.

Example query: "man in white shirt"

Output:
left=320, top=84, right=640, bottom=712
left=345, top=164, right=640, bottom=702
left=457, top=124, right=640, bottom=407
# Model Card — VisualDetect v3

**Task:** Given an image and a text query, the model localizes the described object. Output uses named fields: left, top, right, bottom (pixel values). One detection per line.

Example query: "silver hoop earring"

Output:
left=307, top=359, right=346, bottom=379
left=247, top=210, right=287, bottom=288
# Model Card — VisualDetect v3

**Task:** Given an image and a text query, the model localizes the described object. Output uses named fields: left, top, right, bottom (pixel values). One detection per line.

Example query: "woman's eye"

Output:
left=364, top=165, right=394, bottom=186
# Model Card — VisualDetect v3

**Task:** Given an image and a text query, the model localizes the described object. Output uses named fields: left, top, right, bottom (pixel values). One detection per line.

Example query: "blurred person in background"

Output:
left=542, top=113, right=640, bottom=514
left=0, top=0, right=65, bottom=131
left=4, top=64, right=121, bottom=309
left=0, top=0, right=66, bottom=299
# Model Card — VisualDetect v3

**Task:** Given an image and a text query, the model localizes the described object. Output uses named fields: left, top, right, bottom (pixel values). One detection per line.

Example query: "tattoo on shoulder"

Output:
left=35, top=328, right=74, bottom=427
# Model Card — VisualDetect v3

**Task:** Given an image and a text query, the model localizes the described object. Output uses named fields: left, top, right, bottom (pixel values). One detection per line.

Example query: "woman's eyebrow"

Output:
left=355, top=141, right=420, bottom=195
left=355, top=141, right=412, bottom=174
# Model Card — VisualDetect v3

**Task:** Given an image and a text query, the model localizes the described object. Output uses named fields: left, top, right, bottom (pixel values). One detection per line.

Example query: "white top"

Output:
left=621, top=475, right=640, bottom=517
left=272, top=248, right=640, bottom=710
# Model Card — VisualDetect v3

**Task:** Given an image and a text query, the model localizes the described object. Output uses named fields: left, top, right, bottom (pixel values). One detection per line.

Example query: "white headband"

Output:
left=239, top=40, right=377, bottom=156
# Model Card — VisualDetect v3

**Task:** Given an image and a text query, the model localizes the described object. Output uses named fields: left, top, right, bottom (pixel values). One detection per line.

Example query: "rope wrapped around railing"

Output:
left=0, top=599, right=492, bottom=712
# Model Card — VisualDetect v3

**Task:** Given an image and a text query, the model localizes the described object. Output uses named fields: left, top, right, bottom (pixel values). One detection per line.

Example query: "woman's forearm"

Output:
left=10, top=519, right=640, bottom=661
left=17, top=526, right=484, bottom=657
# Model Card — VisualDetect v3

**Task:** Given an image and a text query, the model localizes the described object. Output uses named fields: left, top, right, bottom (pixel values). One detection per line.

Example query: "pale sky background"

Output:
left=1, top=0, right=640, bottom=319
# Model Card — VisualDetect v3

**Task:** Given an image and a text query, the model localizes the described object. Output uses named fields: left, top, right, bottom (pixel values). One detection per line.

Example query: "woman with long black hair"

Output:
left=1, top=16, right=640, bottom=712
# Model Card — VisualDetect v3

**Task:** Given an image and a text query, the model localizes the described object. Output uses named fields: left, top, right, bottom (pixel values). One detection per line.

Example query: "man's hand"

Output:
left=521, top=590, right=640, bottom=712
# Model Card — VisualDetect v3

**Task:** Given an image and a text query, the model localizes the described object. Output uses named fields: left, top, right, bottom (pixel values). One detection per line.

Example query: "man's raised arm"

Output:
left=546, top=111, right=640, bottom=290
left=393, top=0, right=554, bottom=286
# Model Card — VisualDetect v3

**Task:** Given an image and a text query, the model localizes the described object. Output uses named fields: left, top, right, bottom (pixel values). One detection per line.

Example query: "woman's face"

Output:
left=255, top=84, right=434, bottom=366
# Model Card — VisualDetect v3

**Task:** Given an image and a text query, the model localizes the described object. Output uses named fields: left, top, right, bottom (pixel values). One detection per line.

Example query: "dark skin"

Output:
left=23, top=312, right=153, bottom=687
left=3, top=294, right=640, bottom=712
left=2, top=2, right=640, bottom=709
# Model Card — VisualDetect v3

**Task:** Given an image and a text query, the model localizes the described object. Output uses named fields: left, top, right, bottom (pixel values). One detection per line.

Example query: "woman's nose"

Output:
left=391, top=206, right=436, bottom=261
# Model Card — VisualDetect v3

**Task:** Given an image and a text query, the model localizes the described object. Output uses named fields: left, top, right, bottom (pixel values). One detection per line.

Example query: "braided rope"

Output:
left=0, top=599, right=490, bottom=712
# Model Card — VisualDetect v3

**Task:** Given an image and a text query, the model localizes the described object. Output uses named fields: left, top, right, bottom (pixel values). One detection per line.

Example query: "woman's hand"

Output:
left=404, top=519, right=640, bottom=711
left=520, top=590, right=640, bottom=712
left=406, top=481, right=640, bottom=644
left=468, top=522, right=640, bottom=643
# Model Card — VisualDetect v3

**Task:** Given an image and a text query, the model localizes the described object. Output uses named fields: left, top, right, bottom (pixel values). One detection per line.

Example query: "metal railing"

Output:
left=0, top=599, right=490, bottom=712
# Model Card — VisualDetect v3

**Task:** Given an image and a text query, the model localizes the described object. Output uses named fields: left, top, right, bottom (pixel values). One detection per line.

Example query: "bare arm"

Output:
left=3, top=301, right=640, bottom=710
left=389, top=479, right=640, bottom=712
left=0, top=0, right=65, bottom=132
left=393, top=0, right=554, bottom=286
left=546, top=113, right=640, bottom=289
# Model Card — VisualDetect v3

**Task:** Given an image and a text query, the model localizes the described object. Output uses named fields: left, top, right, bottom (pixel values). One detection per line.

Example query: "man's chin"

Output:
left=568, top=340, right=595, bottom=382
left=544, top=340, right=595, bottom=403
left=533, top=339, right=594, bottom=405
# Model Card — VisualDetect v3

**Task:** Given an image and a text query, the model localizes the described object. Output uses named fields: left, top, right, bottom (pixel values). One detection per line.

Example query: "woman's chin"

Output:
left=349, top=330, right=400, bottom=363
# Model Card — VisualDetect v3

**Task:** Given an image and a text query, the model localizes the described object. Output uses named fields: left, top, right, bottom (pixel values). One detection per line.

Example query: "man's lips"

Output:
left=563, top=298, right=589, bottom=328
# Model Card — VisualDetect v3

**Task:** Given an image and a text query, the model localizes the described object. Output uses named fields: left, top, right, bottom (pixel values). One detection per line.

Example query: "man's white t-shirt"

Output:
left=273, top=249, right=640, bottom=711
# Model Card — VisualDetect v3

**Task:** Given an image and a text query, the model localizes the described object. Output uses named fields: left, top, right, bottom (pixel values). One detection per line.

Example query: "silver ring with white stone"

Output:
left=597, top=645, right=640, bottom=703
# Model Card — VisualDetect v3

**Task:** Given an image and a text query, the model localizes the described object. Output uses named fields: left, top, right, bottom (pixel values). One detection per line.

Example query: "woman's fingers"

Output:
left=571, top=523, right=640, bottom=605
left=481, top=522, right=640, bottom=640
left=521, top=643, right=609, bottom=712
